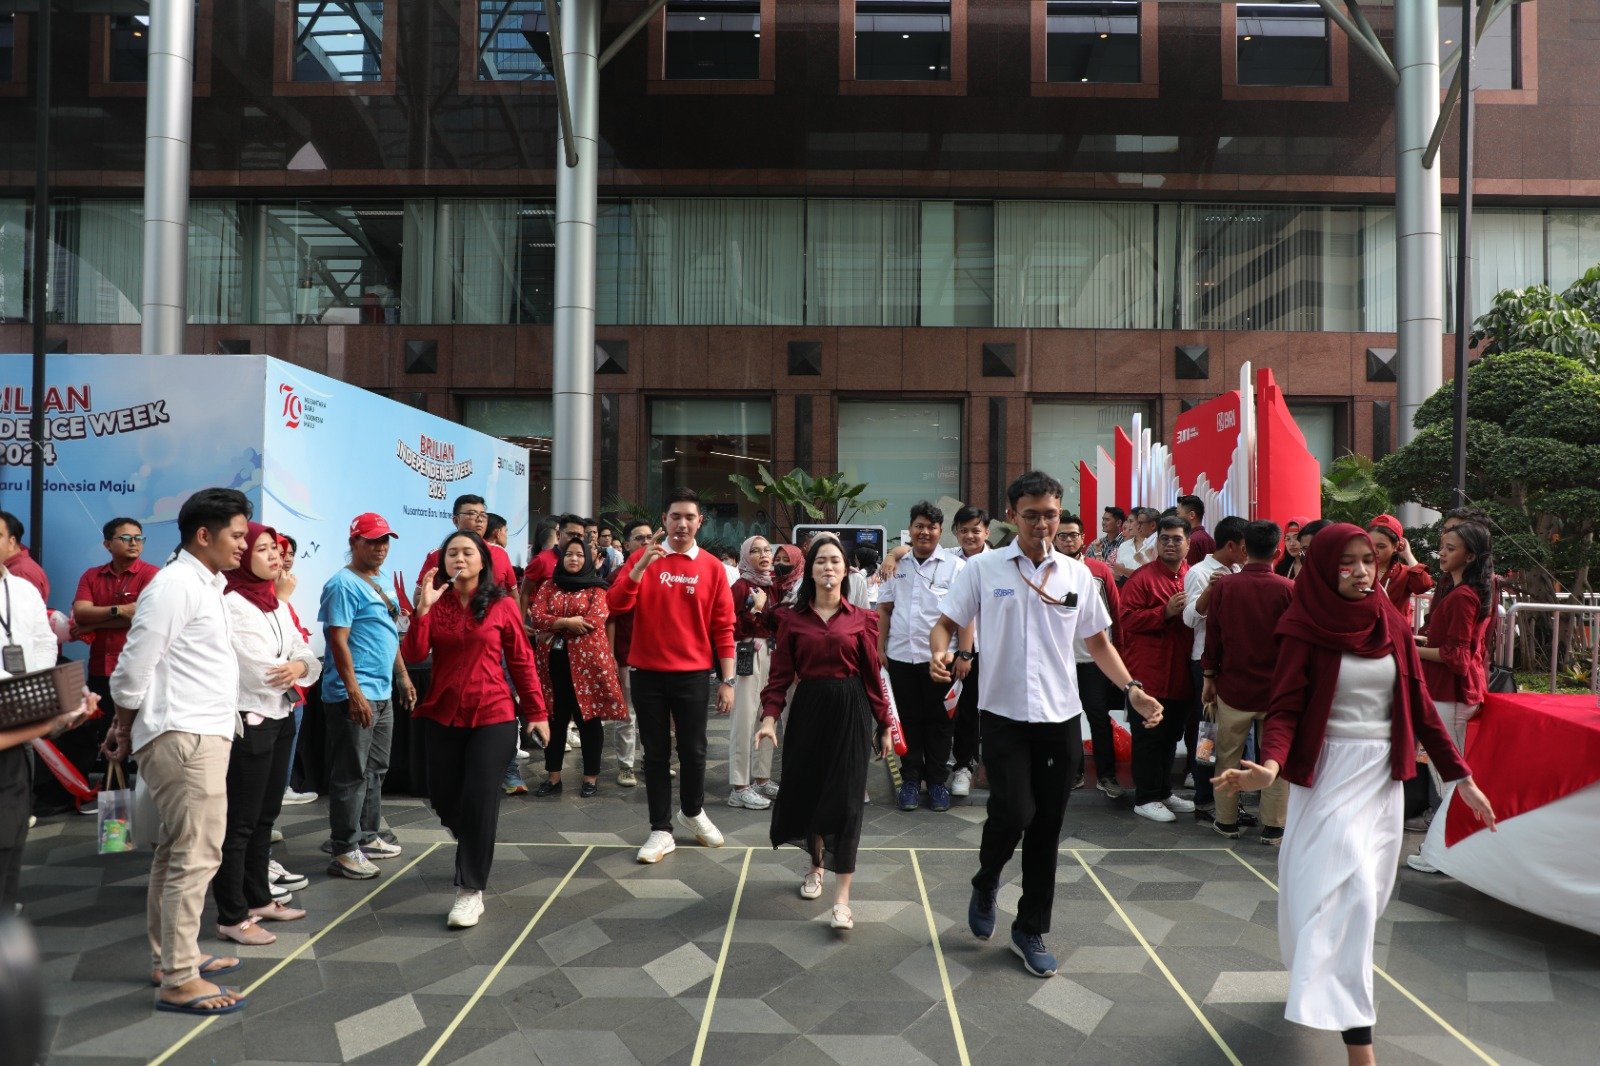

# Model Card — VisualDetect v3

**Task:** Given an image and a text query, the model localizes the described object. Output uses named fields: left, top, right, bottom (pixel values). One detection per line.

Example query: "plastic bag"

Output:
left=97, top=763, right=136, bottom=854
left=1195, top=720, right=1218, bottom=766
left=1084, top=721, right=1134, bottom=763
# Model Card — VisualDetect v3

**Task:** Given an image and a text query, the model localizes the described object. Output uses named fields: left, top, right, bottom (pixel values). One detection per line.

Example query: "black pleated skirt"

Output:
left=768, top=677, right=874, bottom=874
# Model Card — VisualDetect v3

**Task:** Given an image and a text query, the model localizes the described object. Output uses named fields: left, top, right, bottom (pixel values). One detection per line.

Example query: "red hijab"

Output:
left=224, top=522, right=281, bottom=614
left=1274, top=523, right=1400, bottom=658
left=772, top=544, right=805, bottom=598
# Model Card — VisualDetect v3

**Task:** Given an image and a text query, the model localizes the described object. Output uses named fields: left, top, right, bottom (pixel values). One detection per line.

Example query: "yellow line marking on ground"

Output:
left=1072, top=848, right=1244, bottom=1066
left=148, top=841, right=444, bottom=1066
left=689, top=847, right=754, bottom=1066
left=496, top=842, right=1240, bottom=854
left=1224, top=850, right=1502, bottom=1066
left=909, top=849, right=973, bottom=1066
left=417, top=845, right=595, bottom=1066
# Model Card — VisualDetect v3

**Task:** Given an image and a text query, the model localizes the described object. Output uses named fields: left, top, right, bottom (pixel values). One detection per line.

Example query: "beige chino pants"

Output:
left=1214, top=698, right=1287, bottom=828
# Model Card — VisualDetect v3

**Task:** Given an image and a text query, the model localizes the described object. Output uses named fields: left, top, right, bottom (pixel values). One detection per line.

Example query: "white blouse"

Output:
left=1326, top=652, right=1397, bottom=740
left=226, top=596, right=322, bottom=722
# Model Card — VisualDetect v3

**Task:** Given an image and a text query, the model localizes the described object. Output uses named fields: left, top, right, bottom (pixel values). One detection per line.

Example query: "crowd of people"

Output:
left=0, top=476, right=1507, bottom=1062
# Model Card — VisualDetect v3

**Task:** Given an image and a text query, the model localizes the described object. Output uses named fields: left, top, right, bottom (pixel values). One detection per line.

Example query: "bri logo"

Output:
left=993, top=588, right=1015, bottom=598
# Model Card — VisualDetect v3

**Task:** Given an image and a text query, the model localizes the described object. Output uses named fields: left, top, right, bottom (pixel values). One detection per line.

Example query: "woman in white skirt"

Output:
left=1215, top=523, right=1496, bottom=1065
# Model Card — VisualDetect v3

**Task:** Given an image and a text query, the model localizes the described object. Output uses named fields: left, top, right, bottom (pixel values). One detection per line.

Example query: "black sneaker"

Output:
left=1212, top=820, right=1241, bottom=839
left=1260, top=826, right=1284, bottom=846
left=968, top=886, right=997, bottom=940
left=534, top=780, right=562, bottom=798
left=1237, top=810, right=1260, bottom=828
left=580, top=781, right=599, bottom=798
left=1193, top=806, right=1216, bottom=825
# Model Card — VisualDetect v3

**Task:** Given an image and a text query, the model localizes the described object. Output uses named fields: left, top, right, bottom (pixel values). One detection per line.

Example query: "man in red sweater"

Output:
left=1202, top=520, right=1295, bottom=843
left=1118, top=515, right=1196, bottom=823
left=607, top=488, right=736, bottom=864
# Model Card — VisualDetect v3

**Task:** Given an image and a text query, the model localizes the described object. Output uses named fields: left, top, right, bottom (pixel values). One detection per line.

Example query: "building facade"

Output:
left=1, top=0, right=1597, bottom=533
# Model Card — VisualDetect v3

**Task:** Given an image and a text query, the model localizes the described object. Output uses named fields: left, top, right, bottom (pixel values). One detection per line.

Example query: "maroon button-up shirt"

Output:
left=1202, top=563, right=1295, bottom=711
left=1118, top=559, right=1193, bottom=701
left=5, top=546, right=50, bottom=603
left=761, top=599, right=890, bottom=727
left=73, top=558, right=161, bottom=677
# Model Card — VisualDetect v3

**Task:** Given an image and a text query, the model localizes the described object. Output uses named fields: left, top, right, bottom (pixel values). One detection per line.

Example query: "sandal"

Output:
left=155, top=987, right=247, bottom=1015
left=830, top=904, right=854, bottom=931
left=149, top=954, right=241, bottom=987
left=800, top=870, right=824, bottom=901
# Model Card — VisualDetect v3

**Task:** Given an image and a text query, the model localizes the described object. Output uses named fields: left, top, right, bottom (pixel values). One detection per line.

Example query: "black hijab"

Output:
left=552, top=542, right=609, bottom=591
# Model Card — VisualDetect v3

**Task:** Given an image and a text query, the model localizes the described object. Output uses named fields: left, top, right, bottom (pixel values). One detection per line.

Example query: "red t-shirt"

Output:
left=420, top=542, right=518, bottom=593
left=606, top=545, right=735, bottom=673
left=72, top=559, right=161, bottom=676
left=521, top=548, right=559, bottom=601
left=5, top=547, right=50, bottom=603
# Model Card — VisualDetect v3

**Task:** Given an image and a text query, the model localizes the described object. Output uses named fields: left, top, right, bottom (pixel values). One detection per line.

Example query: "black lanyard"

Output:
left=0, top=580, right=12, bottom=642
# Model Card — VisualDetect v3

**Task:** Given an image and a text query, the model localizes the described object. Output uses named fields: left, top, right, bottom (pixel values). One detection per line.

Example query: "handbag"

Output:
left=97, top=762, right=136, bottom=854
left=1487, top=664, right=1517, bottom=694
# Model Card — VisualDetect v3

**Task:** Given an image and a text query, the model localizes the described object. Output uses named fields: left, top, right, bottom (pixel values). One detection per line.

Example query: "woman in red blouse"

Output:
left=1408, top=520, right=1495, bottom=874
left=528, top=541, right=627, bottom=799
left=755, top=537, right=893, bottom=932
left=1367, top=514, right=1432, bottom=626
left=404, top=530, right=548, bottom=930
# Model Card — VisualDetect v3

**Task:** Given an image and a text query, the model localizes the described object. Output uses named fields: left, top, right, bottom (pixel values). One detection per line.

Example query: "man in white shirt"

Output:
left=948, top=505, right=990, bottom=798
left=1181, top=516, right=1248, bottom=821
left=1113, top=507, right=1159, bottom=582
left=877, top=502, right=972, bottom=814
left=931, top=471, right=1162, bottom=979
left=107, top=488, right=252, bottom=1016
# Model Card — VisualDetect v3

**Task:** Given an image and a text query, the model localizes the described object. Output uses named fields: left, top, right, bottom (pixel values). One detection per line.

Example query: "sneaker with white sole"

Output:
left=361, top=838, right=403, bottom=860
left=281, top=788, right=318, bottom=806
left=617, top=767, right=637, bottom=788
left=1095, top=776, right=1127, bottom=800
left=755, top=781, right=780, bottom=799
left=949, top=768, right=972, bottom=798
left=1405, top=854, right=1441, bottom=874
left=676, top=809, right=724, bottom=848
left=329, top=849, right=380, bottom=880
left=1134, top=801, right=1177, bottom=823
left=447, top=890, right=485, bottom=929
left=1163, top=795, right=1196, bottom=814
left=637, top=830, right=677, bottom=864
left=267, top=859, right=309, bottom=892
left=727, top=786, right=772, bottom=810
left=269, top=882, right=294, bottom=904
left=269, top=828, right=284, bottom=845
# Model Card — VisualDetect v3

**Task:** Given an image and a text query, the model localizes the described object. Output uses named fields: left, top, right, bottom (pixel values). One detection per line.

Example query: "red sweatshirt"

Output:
left=1118, top=559, right=1193, bottom=700
left=606, top=544, right=736, bottom=672
left=1419, top=581, right=1491, bottom=705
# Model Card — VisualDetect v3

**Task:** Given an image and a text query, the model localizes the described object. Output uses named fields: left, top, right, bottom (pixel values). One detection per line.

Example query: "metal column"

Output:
left=140, top=0, right=197, bottom=355
left=551, top=0, right=600, bottom=517
left=1393, top=0, right=1444, bottom=526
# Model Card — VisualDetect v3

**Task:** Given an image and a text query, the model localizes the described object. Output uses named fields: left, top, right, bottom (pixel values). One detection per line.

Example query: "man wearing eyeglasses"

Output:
left=420, top=495, right=520, bottom=596
left=54, top=518, right=160, bottom=812
left=930, top=471, right=1162, bottom=979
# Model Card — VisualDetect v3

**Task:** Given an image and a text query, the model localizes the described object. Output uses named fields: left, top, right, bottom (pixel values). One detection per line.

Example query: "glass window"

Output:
left=1046, top=1, right=1140, bottom=84
left=1443, top=207, right=1545, bottom=329
left=1031, top=401, right=1150, bottom=500
left=1181, top=204, right=1364, bottom=331
left=838, top=401, right=961, bottom=532
left=0, top=14, right=15, bottom=82
left=629, top=199, right=803, bottom=325
left=1287, top=404, right=1337, bottom=474
left=597, top=201, right=643, bottom=324
left=919, top=201, right=993, bottom=327
left=0, top=200, right=26, bottom=323
left=254, top=202, right=404, bottom=323
left=666, top=1, right=761, bottom=80
left=109, top=14, right=149, bottom=81
left=295, top=0, right=385, bottom=83
left=995, top=201, right=1157, bottom=328
left=1439, top=0, right=1517, bottom=90
left=1236, top=2, right=1328, bottom=87
left=477, top=0, right=552, bottom=81
left=806, top=200, right=919, bottom=326
left=423, top=199, right=554, bottom=324
left=461, top=396, right=553, bottom=520
left=648, top=399, right=773, bottom=544
left=855, top=0, right=950, bottom=82
left=1548, top=210, right=1600, bottom=292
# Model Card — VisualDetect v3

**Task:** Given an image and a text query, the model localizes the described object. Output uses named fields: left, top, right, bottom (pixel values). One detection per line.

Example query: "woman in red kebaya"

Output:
left=1215, top=525, right=1495, bottom=1066
left=1408, top=520, right=1495, bottom=874
left=1366, top=514, right=1432, bottom=626
left=528, top=540, right=627, bottom=799
left=755, top=537, right=894, bottom=932
left=405, top=530, right=548, bottom=930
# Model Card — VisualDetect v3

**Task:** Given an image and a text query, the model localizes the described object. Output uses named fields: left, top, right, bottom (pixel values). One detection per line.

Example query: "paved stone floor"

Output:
left=20, top=714, right=1600, bottom=1066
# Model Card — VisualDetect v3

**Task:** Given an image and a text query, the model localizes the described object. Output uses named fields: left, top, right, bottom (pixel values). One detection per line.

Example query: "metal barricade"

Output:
left=1496, top=601, right=1600, bottom=697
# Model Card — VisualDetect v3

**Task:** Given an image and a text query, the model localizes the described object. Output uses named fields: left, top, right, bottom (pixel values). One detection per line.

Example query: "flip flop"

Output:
left=155, top=988, right=247, bottom=1015
left=149, top=955, right=243, bottom=987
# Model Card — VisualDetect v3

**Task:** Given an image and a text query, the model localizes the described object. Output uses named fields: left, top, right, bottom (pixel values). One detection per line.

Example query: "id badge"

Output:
left=1, top=644, right=25, bottom=674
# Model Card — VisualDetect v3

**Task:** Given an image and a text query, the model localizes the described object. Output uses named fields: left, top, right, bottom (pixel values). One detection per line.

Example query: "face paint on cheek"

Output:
left=1338, top=567, right=1353, bottom=580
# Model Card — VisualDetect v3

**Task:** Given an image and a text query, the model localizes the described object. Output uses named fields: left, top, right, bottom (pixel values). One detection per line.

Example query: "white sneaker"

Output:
left=1183, top=773, right=1195, bottom=789
left=516, top=746, right=530, bottom=761
left=1134, top=802, right=1177, bottom=823
left=676, top=809, right=725, bottom=848
left=268, top=859, right=309, bottom=892
left=1163, top=795, right=1196, bottom=814
left=949, top=768, right=972, bottom=798
left=637, top=830, right=677, bottom=864
left=329, top=849, right=380, bottom=880
left=1406, top=854, right=1441, bottom=875
left=282, top=788, right=318, bottom=805
left=756, top=781, right=780, bottom=799
left=361, top=838, right=403, bottom=860
left=447, top=890, right=485, bottom=929
left=727, top=786, right=772, bottom=810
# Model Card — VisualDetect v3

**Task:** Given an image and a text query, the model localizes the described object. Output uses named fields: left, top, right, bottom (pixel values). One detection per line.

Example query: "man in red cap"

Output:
left=319, top=513, right=415, bottom=880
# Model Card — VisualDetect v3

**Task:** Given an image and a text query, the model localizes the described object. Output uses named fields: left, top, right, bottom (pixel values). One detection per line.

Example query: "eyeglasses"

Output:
left=1055, top=531, right=1083, bottom=540
left=455, top=510, right=488, bottom=521
left=748, top=546, right=774, bottom=555
left=1156, top=534, right=1188, bottom=546
left=112, top=534, right=146, bottom=545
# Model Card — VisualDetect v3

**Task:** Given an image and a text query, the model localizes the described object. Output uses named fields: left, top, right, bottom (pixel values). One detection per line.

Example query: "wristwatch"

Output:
left=1123, top=679, right=1145, bottom=696
left=953, top=650, right=976, bottom=662
left=718, top=677, right=737, bottom=688
left=109, top=605, right=121, bottom=619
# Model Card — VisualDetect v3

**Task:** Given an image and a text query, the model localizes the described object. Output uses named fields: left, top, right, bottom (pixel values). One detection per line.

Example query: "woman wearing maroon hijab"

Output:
left=1215, top=524, right=1496, bottom=1065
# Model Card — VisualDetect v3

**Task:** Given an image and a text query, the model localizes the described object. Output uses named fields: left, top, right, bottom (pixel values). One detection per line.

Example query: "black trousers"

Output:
left=214, top=715, right=295, bottom=926
left=1187, top=661, right=1215, bottom=807
left=423, top=718, right=517, bottom=892
left=1076, top=662, right=1118, bottom=779
left=972, top=712, right=1081, bottom=936
left=631, top=668, right=710, bottom=832
left=886, top=658, right=954, bottom=787
left=33, top=674, right=114, bottom=812
left=545, top=648, right=604, bottom=778
left=951, top=656, right=982, bottom=772
left=1131, top=696, right=1190, bottom=804
left=1, top=746, right=30, bottom=910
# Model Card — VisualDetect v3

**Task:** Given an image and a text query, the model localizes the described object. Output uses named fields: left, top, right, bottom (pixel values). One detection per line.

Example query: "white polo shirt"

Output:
left=878, top=546, right=964, bottom=664
left=939, top=542, right=1111, bottom=724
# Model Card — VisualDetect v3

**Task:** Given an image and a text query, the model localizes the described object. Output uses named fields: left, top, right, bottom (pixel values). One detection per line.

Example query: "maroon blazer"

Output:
left=1262, top=634, right=1472, bottom=788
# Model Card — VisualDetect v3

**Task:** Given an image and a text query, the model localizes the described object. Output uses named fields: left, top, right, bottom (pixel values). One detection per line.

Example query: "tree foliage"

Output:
left=1320, top=453, right=1392, bottom=527
left=1468, top=267, right=1600, bottom=368
left=728, top=466, right=887, bottom=542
